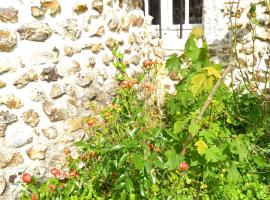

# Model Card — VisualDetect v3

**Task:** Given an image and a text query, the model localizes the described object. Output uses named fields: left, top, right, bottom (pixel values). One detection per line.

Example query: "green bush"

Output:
left=20, top=28, right=269, bottom=200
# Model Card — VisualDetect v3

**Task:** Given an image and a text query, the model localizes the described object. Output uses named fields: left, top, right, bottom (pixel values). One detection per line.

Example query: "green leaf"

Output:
left=118, top=153, right=129, bottom=168
left=230, top=136, right=249, bottom=162
left=139, top=184, right=146, bottom=197
left=205, top=146, right=225, bottom=163
left=131, top=154, right=144, bottom=171
left=115, top=182, right=126, bottom=190
left=165, top=149, right=184, bottom=170
left=227, top=165, right=240, bottom=183
left=195, top=140, right=208, bottom=155
left=253, top=156, right=268, bottom=168
left=166, top=54, right=181, bottom=71
left=249, top=3, right=256, bottom=14
left=173, top=120, right=185, bottom=134
left=188, top=121, right=200, bottom=136
left=125, top=178, right=134, bottom=193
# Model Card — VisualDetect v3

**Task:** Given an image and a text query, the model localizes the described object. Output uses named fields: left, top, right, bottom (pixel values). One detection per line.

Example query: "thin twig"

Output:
left=181, top=65, right=234, bottom=155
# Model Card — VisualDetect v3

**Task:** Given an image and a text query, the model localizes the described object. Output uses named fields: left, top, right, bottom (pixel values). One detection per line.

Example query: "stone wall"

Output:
left=204, top=0, right=270, bottom=91
left=0, top=0, right=166, bottom=198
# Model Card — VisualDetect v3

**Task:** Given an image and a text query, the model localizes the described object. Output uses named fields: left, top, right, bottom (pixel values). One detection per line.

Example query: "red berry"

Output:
left=179, top=161, right=189, bottom=171
left=31, top=194, right=37, bottom=200
left=149, top=143, right=155, bottom=150
left=21, top=173, right=32, bottom=184
left=50, top=168, right=59, bottom=176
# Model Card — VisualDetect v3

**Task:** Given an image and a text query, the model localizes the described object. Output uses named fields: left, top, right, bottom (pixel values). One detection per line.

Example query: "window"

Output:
left=143, top=0, right=203, bottom=40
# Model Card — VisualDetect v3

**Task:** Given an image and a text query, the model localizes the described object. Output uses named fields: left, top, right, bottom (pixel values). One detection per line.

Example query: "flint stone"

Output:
left=0, top=7, right=18, bottom=23
left=40, top=67, right=62, bottom=82
left=13, top=69, right=38, bottom=89
left=0, top=29, right=17, bottom=52
left=0, top=111, right=17, bottom=137
left=0, top=81, right=6, bottom=89
left=76, top=73, right=94, bottom=87
left=30, top=86, right=46, bottom=102
left=27, top=144, right=47, bottom=160
left=40, top=0, right=61, bottom=16
left=18, top=22, right=52, bottom=42
left=6, top=131, right=33, bottom=148
left=42, top=126, right=58, bottom=139
left=50, top=84, right=65, bottom=99
left=108, top=17, right=119, bottom=31
left=92, top=0, right=103, bottom=14
left=31, top=6, right=45, bottom=18
left=0, top=94, right=23, bottom=109
left=0, top=176, right=6, bottom=195
left=22, top=109, right=40, bottom=127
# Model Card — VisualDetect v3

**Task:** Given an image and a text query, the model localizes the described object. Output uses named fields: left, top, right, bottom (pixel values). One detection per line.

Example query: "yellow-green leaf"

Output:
left=205, top=67, right=221, bottom=79
left=195, top=140, right=208, bottom=155
left=190, top=27, right=204, bottom=40
left=191, top=73, right=208, bottom=96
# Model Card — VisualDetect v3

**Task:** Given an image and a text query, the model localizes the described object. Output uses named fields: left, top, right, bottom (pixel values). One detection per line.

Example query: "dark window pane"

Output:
left=189, top=0, right=203, bottom=24
left=149, top=0, right=160, bottom=25
left=142, top=0, right=145, bottom=14
left=173, top=0, right=185, bottom=24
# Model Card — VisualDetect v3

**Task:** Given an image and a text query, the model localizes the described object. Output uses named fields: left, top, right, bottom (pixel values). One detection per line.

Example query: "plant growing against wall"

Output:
left=19, top=2, right=270, bottom=199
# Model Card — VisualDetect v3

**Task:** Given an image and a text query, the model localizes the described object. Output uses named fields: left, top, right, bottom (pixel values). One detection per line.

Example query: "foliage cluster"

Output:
left=19, top=3, right=270, bottom=199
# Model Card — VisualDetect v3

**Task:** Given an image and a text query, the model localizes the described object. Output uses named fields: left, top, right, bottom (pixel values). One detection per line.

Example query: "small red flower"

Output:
left=143, top=60, right=156, bottom=69
left=179, top=161, right=189, bottom=171
left=87, top=118, right=96, bottom=127
left=149, top=143, right=155, bottom=151
left=31, top=194, right=37, bottom=200
left=51, top=168, right=59, bottom=177
left=55, top=170, right=67, bottom=180
left=21, top=173, right=32, bottom=184
left=48, top=184, right=56, bottom=192
left=68, top=170, right=79, bottom=178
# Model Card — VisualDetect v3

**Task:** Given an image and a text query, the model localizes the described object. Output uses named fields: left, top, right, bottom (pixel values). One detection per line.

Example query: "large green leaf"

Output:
left=166, top=54, right=181, bottom=71
left=191, top=73, right=208, bottom=96
left=131, top=153, right=144, bottom=171
left=165, top=149, right=184, bottom=170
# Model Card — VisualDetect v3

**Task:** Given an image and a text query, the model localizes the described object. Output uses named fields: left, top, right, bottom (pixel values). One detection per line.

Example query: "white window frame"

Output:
left=144, top=0, right=203, bottom=33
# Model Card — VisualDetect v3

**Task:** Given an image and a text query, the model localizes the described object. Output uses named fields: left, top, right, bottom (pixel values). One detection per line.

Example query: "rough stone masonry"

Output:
left=0, top=0, right=167, bottom=198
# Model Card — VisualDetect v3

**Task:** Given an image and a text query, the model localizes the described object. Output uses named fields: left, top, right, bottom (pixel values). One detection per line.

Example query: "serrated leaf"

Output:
left=191, top=73, right=208, bottom=96
left=195, top=140, right=208, bottom=155
left=205, top=67, right=221, bottom=79
left=166, top=54, right=181, bottom=71
left=230, top=136, right=249, bottom=162
left=190, top=27, right=204, bottom=39
left=205, top=146, right=225, bottom=163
